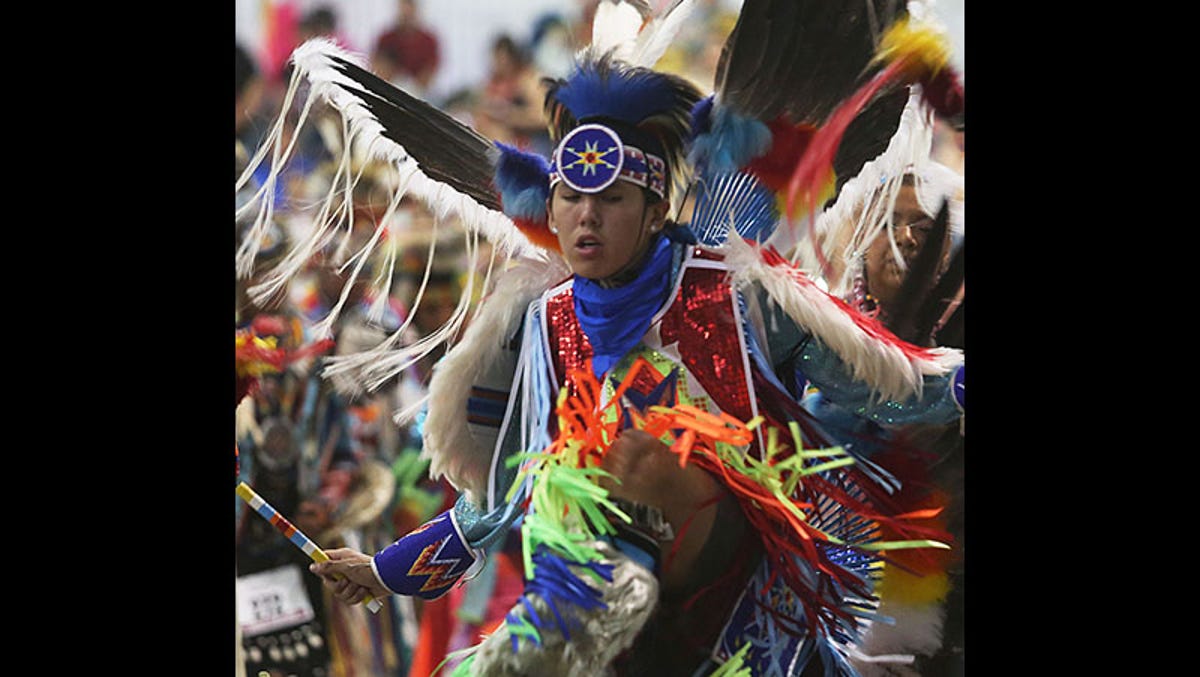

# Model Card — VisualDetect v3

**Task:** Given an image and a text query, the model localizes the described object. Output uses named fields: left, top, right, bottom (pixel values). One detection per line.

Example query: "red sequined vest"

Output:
left=540, top=247, right=758, bottom=426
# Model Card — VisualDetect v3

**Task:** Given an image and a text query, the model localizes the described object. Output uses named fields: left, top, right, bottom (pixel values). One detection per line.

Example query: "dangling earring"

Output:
left=851, top=257, right=880, bottom=319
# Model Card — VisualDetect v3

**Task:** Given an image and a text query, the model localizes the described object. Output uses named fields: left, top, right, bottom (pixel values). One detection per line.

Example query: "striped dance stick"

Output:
left=236, top=481, right=383, bottom=614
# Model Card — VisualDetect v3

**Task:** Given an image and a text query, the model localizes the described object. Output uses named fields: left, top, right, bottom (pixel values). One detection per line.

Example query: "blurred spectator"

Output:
left=473, top=34, right=551, bottom=153
left=529, top=12, right=576, bottom=80
left=297, top=4, right=352, bottom=49
left=301, top=5, right=335, bottom=37
left=371, top=0, right=442, bottom=96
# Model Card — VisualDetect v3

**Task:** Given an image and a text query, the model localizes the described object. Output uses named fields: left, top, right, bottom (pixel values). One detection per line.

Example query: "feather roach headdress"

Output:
left=543, top=52, right=702, bottom=200
left=490, top=49, right=704, bottom=259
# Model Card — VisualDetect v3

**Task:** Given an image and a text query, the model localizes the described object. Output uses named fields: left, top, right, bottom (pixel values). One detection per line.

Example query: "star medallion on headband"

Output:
left=555, top=124, right=625, bottom=193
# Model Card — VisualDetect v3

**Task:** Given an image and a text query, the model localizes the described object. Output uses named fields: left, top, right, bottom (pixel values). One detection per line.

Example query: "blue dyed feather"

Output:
left=684, top=101, right=779, bottom=245
left=516, top=547, right=613, bottom=645
left=689, top=95, right=715, bottom=138
left=689, top=171, right=778, bottom=245
left=688, top=103, right=773, bottom=175
left=553, top=61, right=686, bottom=125
left=493, top=141, right=551, bottom=221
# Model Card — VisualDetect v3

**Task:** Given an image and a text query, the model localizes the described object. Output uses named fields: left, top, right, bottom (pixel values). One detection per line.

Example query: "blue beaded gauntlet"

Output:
left=372, top=509, right=483, bottom=600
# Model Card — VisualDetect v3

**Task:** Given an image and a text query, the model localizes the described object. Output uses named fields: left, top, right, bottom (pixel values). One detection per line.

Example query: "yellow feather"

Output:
left=874, top=16, right=953, bottom=78
left=234, top=334, right=282, bottom=378
left=875, top=564, right=951, bottom=606
left=779, top=173, right=837, bottom=221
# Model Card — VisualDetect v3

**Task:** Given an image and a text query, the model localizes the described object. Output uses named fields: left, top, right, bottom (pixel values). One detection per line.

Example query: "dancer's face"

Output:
left=864, top=183, right=943, bottom=310
left=547, top=181, right=668, bottom=281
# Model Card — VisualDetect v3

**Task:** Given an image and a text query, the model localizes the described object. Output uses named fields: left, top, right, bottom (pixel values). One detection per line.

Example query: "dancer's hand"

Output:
left=309, top=548, right=390, bottom=604
left=599, top=429, right=720, bottom=519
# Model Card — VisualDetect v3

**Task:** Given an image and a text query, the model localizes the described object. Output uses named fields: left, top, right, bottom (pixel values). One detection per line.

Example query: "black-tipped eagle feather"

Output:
left=716, top=0, right=910, bottom=190
left=326, top=55, right=502, bottom=212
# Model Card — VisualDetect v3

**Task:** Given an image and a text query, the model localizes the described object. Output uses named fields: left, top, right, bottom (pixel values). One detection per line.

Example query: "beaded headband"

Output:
left=548, top=123, right=666, bottom=198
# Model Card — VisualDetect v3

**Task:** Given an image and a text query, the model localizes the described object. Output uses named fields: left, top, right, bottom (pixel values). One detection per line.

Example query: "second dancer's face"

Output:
left=547, top=180, right=667, bottom=281
left=864, top=183, right=947, bottom=310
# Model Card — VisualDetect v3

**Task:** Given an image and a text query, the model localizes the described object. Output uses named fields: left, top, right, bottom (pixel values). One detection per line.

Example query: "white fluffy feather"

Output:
left=591, top=0, right=648, bottom=62
left=723, top=235, right=961, bottom=403
left=628, top=0, right=702, bottom=68
left=585, top=0, right=699, bottom=69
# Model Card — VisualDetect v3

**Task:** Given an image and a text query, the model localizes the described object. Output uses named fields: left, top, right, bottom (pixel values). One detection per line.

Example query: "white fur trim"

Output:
left=420, top=256, right=570, bottom=502
left=465, top=539, right=658, bottom=675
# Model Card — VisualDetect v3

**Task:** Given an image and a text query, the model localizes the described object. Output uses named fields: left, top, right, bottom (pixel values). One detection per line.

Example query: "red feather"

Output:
left=745, top=118, right=818, bottom=193
left=921, top=67, right=964, bottom=119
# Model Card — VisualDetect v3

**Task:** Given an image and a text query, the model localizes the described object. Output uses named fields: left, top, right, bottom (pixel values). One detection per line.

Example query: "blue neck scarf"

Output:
left=573, top=234, right=675, bottom=379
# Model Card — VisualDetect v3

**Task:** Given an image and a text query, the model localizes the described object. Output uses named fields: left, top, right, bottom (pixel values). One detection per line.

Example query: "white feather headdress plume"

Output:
left=589, top=0, right=703, bottom=68
left=628, top=0, right=703, bottom=68
left=589, top=0, right=649, bottom=61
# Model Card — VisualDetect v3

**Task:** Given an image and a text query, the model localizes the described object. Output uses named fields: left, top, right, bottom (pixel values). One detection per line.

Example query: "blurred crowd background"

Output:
left=233, top=2, right=965, bottom=677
